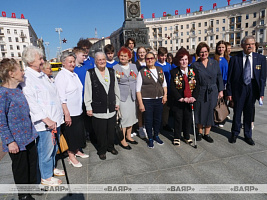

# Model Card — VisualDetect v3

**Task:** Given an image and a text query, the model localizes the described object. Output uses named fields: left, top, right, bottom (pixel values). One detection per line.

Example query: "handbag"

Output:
left=57, top=133, right=69, bottom=154
left=115, top=110, right=124, bottom=142
left=214, top=98, right=230, bottom=123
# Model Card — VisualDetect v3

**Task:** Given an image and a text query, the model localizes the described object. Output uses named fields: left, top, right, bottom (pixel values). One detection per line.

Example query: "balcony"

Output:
left=1, top=48, right=7, bottom=52
left=20, top=33, right=26, bottom=38
left=0, top=40, right=5, bottom=44
left=0, top=33, right=4, bottom=36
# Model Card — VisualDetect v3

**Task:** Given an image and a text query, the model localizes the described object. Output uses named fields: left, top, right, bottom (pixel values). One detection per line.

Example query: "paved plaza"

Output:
left=1, top=89, right=267, bottom=200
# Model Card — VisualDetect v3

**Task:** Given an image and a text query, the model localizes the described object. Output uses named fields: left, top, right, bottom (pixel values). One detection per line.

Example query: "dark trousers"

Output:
left=143, top=98, right=163, bottom=139
left=9, top=141, right=37, bottom=184
left=92, top=115, right=116, bottom=155
left=173, top=103, right=192, bottom=140
left=232, top=81, right=257, bottom=138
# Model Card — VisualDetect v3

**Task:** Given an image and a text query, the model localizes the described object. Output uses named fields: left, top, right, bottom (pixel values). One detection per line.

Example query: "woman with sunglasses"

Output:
left=136, top=52, right=167, bottom=148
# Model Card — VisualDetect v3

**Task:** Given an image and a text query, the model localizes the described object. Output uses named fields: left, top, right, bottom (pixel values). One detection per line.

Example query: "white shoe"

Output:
left=139, top=127, right=147, bottom=139
left=219, top=124, right=224, bottom=128
left=75, top=153, right=89, bottom=158
left=131, top=132, right=137, bottom=137
left=227, top=115, right=231, bottom=120
left=68, top=158, right=82, bottom=167
left=252, top=124, right=255, bottom=130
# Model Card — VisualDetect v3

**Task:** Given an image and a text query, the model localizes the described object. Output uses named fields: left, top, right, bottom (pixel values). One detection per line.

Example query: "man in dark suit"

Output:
left=227, top=36, right=266, bottom=145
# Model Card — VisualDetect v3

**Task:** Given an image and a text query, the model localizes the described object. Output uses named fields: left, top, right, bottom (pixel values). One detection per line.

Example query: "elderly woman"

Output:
left=136, top=52, right=167, bottom=148
left=55, top=53, right=87, bottom=168
left=191, top=42, right=224, bottom=143
left=21, top=46, right=64, bottom=186
left=114, top=47, right=138, bottom=150
left=42, top=61, right=54, bottom=82
left=84, top=52, right=120, bottom=160
left=0, top=58, right=38, bottom=200
left=170, top=48, right=199, bottom=146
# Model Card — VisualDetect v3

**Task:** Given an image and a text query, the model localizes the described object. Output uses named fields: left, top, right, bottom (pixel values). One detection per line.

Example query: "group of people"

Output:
left=0, top=35, right=266, bottom=199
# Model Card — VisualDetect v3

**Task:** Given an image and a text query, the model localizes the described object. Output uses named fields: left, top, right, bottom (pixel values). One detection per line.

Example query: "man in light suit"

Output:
left=227, top=36, right=266, bottom=145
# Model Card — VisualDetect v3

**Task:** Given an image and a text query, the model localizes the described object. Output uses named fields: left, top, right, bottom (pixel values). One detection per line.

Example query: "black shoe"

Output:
left=108, top=148, right=119, bottom=155
left=202, top=134, right=214, bottom=143
left=196, top=133, right=202, bottom=141
left=126, top=138, right=138, bottom=144
left=99, top=154, right=106, bottom=160
left=120, top=143, right=132, bottom=150
left=245, top=138, right=255, bottom=146
left=229, top=135, right=237, bottom=143
left=19, top=194, right=35, bottom=200
left=163, top=125, right=174, bottom=132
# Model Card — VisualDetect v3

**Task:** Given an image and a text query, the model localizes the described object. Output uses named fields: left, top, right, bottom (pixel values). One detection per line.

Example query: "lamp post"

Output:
left=55, top=28, right=63, bottom=56
left=44, top=42, right=50, bottom=61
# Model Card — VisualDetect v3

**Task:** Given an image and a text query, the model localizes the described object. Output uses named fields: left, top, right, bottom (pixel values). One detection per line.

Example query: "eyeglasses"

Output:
left=146, top=57, right=155, bottom=61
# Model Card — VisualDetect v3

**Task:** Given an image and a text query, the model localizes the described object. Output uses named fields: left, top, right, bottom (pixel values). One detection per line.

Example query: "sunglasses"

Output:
left=146, top=57, right=155, bottom=61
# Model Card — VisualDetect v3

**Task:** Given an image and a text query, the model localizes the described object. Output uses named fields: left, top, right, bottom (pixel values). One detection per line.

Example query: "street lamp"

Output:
left=55, top=28, right=63, bottom=56
left=44, top=42, right=50, bottom=61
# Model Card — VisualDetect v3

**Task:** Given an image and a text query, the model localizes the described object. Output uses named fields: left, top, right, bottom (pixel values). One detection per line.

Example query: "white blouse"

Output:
left=55, top=68, right=83, bottom=116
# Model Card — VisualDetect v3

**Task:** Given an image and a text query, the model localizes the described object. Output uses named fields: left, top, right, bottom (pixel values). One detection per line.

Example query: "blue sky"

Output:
left=2, top=0, right=242, bottom=58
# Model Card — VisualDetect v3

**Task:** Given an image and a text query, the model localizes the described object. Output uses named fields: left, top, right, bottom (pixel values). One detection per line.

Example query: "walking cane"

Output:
left=52, top=129, right=72, bottom=196
left=191, top=104, right=197, bottom=149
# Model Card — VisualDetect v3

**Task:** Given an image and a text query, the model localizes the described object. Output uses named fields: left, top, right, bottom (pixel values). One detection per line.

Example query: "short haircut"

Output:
left=196, top=42, right=210, bottom=57
left=60, top=52, right=76, bottom=63
left=95, top=52, right=106, bottom=61
left=0, top=58, right=18, bottom=84
left=22, top=46, right=43, bottom=65
left=241, top=35, right=255, bottom=45
left=117, top=47, right=132, bottom=58
left=125, top=38, right=136, bottom=48
left=167, top=53, right=173, bottom=59
left=225, top=42, right=231, bottom=47
left=145, top=52, right=156, bottom=59
left=104, top=44, right=115, bottom=54
left=173, top=47, right=192, bottom=66
left=137, top=46, right=146, bottom=54
left=73, top=47, right=86, bottom=55
left=42, top=61, right=51, bottom=70
left=158, top=47, right=168, bottom=56
left=77, top=38, right=92, bottom=49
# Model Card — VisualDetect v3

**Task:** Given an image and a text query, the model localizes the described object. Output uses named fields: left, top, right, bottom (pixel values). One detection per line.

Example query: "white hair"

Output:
left=241, top=35, right=255, bottom=44
left=22, top=46, right=44, bottom=65
left=94, top=52, right=106, bottom=61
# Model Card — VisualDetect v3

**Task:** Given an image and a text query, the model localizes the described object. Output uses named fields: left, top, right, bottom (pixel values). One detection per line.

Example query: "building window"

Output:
left=252, top=30, right=255, bottom=35
left=245, top=23, right=248, bottom=28
left=10, top=45, right=13, bottom=50
left=204, top=22, right=207, bottom=26
left=230, top=33, right=234, bottom=39
left=165, top=34, right=167, bottom=38
left=15, top=37, right=19, bottom=42
left=230, top=25, right=234, bottom=30
left=181, top=39, right=183, bottom=43
left=14, top=29, right=17, bottom=34
left=192, top=45, right=195, bottom=50
left=164, top=27, right=167, bottom=31
left=176, top=39, right=178, bottom=44
left=186, top=45, right=189, bottom=50
left=2, top=53, right=5, bottom=58
left=245, top=31, right=248, bottom=36
left=186, top=38, right=189, bottom=42
left=261, top=10, right=265, bottom=18
left=216, top=20, right=219, bottom=25
left=165, top=40, right=167, bottom=45
left=222, top=19, right=225, bottom=23
left=187, top=31, right=189, bottom=35
left=198, top=30, right=201, bottom=34
left=175, top=25, right=178, bottom=32
left=186, top=24, right=189, bottom=29
left=17, top=45, right=20, bottom=50
left=22, top=38, right=25, bottom=43
left=254, top=12, right=257, bottom=18
left=8, top=37, right=12, bottom=42
left=260, top=20, right=264, bottom=25
left=210, top=36, right=213, bottom=40
left=176, top=46, right=178, bottom=50
left=18, top=52, right=21, bottom=57
left=260, top=29, right=264, bottom=35
left=230, top=17, right=235, bottom=23
left=246, top=14, right=249, bottom=19
left=253, top=21, right=256, bottom=26
left=158, top=41, right=162, bottom=47
left=216, top=28, right=219, bottom=32
left=198, top=37, right=201, bottom=42
left=198, top=22, right=201, bottom=27
left=7, top=29, right=10, bottom=34
left=236, top=16, right=241, bottom=23
left=216, top=35, right=219, bottom=40
left=222, top=27, right=225, bottom=31
left=23, top=45, right=26, bottom=49
left=170, top=40, right=173, bottom=44
left=205, top=29, right=207, bottom=33
left=210, top=43, right=213, bottom=48
left=181, top=32, right=183, bottom=36
left=181, top=25, right=183, bottom=29
left=204, top=37, right=207, bottom=41
left=11, top=52, right=14, bottom=57
left=169, top=26, right=173, bottom=31
left=192, top=38, right=195, bottom=42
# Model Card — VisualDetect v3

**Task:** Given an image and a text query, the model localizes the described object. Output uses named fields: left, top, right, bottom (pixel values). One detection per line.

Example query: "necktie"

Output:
left=243, top=55, right=251, bottom=85
left=183, top=74, right=192, bottom=98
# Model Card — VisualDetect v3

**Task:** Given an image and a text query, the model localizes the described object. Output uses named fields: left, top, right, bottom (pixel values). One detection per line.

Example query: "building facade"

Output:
left=144, top=0, right=267, bottom=55
left=0, top=16, right=39, bottom=66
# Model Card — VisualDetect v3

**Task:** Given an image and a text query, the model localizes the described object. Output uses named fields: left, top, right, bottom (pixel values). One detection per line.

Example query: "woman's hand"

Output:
left=184, top=97, right=190, bottom=103
left=42, top=117, right=57, bottom=130
left=65, top=113, right=72, bottom=127
left=162, top=95, right=167, bottom=104
left=115, top=105, right=120, bottom=111
left=8, top=142, right=19, bottom=154
left=189, top=97, right=196, bottom=103
left=87, top=110, right=93, bottom=117
left=139, top=103, right=145, bottom=112
left=218, top=91, right=224, bottom=99
left=178, top=98, right=184, bottom=102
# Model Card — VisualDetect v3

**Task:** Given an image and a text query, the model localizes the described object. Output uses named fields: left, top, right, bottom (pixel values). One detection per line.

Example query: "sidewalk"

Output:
left=1, top=89, right=267, bottom=200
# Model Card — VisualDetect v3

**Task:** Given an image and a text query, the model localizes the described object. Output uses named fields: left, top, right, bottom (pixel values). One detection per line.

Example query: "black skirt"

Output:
left=62, top=114, right=86, bottom=152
